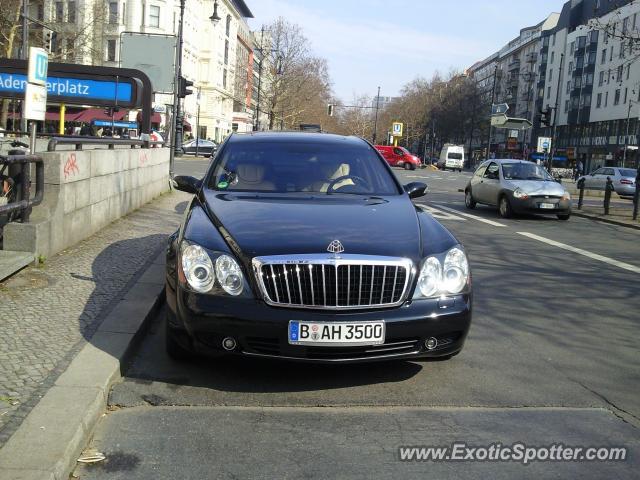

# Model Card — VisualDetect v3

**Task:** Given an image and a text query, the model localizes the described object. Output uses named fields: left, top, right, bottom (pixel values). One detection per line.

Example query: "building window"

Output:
left=570, top=41, right=575, bottom=52
left=108, top=2, right=118, bottom=24
left=122, top=2, right=126, bottom=23
left=226, top=14, right=231, bottom=36
left=599, top=71, right=604, bottom=86
left=614, top=89, right=620, bottom=105
left=601, top=48, right=606, bottom=64
left=106, top=39, right=116, bottom=61
left=605, top=91, right=608, bottom=107
left=552, top=33, right=556, bottom=46
left=623, top=17, right=628, bottom=34
left=149, top=5, right=160, bottom=27
left=566, top=80, right=571, bottom=94
left=224, top=39, right=229, bottom=65
left=588, top=51, right=596, bottom=64
left=547, top=86, right=551, bottom=99
left=633, top=13, right=637, bottom=30
left=585, top=73, right=593, bottom=85
left=67, top=1, right=75, bottom=22
left=596, top=92, right=602, bottom=108
left=624, top=87, right=628, bottom=104
left=590, top=30, right=599, bottom=43
left=564, top=100, right=569, bottom=113
left=627, top=64, right=631, bottom=80
left=569, top=61, right=573, bottom=71
left=549, top=69, right=553, bottom=81
left=550, top=51, right=555, bottom=64
left=55, top=2, right=64, bottom=22
left=617, top=65, right=623, bottom=81
left=223, top=68, right=227, bottom=89
left=582, top=94, right=591, bottom=107
left=609, top=46, right=613, bottom=61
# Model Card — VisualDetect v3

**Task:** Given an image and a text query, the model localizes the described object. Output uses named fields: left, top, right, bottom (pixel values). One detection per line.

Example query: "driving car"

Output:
left=167, top=132, right=472, bottom=363
left=374, top=145, right=420, bottom=170
left=465, top=159, right=571, bottom=220
left=181, top=138, right=218, bottom=157
left=577, top=167, right=637, bottom=197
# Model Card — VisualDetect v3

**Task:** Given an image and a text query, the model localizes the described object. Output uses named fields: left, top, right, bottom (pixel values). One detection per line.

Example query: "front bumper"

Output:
left=509, top=194, right=571, bottom=215
left=167, top=282, right=472, bottom=363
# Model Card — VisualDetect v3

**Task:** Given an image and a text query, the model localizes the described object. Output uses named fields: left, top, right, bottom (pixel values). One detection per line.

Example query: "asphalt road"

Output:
left=75, top=162, right=640, bottom=479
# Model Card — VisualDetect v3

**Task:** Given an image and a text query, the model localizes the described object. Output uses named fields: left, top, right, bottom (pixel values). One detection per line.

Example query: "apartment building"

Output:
left=536, top=0, right=639, bottom=171
left=35, top=0, right=253, bottom=141
left=468, top=0, right=638, bottom=170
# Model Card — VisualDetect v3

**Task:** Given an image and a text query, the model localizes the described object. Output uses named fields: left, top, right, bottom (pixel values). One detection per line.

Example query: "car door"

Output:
left=592, top=168, right=614, bottom=189
left=584, top=168, right=603, bottom=189
left=393, top=147, right=406, bottom=166
left=476, top=162, right=500, bottom=204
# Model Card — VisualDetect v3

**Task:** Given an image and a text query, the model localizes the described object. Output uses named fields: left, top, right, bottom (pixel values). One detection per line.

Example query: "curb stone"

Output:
left=0, top=252, right=166, bottom=480
left=572, top=211, right=640, bottom=230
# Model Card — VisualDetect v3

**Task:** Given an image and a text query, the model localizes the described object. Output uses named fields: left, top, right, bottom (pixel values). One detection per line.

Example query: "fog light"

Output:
left=425, top=337, right=438, bottom=350
left=222, top=337, right=237, bottom=351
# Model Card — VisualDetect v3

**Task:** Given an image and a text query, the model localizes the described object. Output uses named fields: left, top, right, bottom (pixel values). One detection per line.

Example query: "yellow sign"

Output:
left=392, top=122, right=403, bottom=137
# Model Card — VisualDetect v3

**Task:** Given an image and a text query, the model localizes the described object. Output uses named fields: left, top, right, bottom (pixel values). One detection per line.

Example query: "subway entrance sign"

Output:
left=0, top=59, right=148, bottom=108
left=0, top=58, right=153, bottom=135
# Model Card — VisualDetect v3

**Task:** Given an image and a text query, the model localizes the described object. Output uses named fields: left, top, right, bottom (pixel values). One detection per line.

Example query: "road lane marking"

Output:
left=419, top=205, right=466, bottom=221
left=517, top=231, right=640, bottom=274
left=429, top=204, right=508, bottom=227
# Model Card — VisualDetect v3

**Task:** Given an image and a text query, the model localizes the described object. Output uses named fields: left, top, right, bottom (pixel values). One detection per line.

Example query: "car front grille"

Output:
left=252, top=254, right=414, bottom=310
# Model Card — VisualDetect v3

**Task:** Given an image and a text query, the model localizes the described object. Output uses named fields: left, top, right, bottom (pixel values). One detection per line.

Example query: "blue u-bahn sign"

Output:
left=0, top=73, right=133, bottom=103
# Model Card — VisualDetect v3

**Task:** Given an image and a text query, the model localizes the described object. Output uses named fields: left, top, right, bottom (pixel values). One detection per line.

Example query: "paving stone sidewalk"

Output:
left=0, top=190, right=189, bottom=447
left=573, top=205, right=640, bottom=228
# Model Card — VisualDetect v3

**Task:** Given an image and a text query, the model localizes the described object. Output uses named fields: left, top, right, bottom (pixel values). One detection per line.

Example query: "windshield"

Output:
left=447, top=152, right=463, bottom=160
left=208, top=140, right=400, bottom=195
left=501, top=162, right=552, bottom=181
left=619, top=169, right=636, bottom=177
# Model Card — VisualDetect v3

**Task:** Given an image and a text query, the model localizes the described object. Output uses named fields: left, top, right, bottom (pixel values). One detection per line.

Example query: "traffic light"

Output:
left=539, top=107, right=552, bottom=127
left=44, top=31, right=53, bottom=53
left=178, top=76, right=194, bottom=98
left=327, top=104, right=334, bottom=116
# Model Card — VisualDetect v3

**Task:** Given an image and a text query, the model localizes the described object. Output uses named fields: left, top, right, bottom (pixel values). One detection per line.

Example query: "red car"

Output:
left=375, top=145, right=420, bottom=170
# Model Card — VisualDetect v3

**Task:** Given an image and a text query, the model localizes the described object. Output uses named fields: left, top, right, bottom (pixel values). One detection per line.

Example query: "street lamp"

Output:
left=171, top=0, right=221, bottom=170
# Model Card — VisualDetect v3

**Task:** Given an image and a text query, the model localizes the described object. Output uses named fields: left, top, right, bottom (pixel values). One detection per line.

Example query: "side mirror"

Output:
left=404, top=182, right=428, bottom=199
left=172, top=175, right=201, bottom=194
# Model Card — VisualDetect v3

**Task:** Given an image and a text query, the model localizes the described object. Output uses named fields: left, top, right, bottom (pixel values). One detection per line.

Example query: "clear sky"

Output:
left=246, top=0, right=563, bottom=101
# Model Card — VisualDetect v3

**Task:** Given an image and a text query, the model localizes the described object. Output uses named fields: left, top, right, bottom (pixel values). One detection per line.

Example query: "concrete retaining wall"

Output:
left=4, top=148, right=170, bottom=258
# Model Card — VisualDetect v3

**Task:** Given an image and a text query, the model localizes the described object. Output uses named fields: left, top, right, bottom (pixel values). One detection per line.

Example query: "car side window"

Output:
left=592, top=168, right=604, bottom=175
left=474, top=165, right=487, bottom=177
left=393, top=148, right=404, bottom=156
left=483, top=163, right=499, bottom=180
left=602, top=168, right=615, bottom=176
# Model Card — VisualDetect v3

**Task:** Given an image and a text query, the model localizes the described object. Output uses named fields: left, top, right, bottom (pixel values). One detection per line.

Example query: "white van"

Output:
left=438, top=145, right=465, bottom=171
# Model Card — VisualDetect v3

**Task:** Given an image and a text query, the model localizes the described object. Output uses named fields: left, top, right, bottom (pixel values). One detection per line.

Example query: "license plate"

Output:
left=539, top=203, right=555, bottom=209
left=288, top=321, right=385, bottom=346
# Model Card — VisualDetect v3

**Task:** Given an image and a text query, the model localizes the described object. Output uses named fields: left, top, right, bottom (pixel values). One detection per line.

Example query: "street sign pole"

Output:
left=24, top=47, right=49, bottom=153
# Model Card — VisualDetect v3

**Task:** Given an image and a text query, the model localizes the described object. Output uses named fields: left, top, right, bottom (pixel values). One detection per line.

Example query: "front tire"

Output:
left=557, top=213, right=571, bottom=221
left=465, top=189, right=476, bottom=209
left=498, top=195, right=513, bottom=218
left=404, top=163, right=412, bottom=170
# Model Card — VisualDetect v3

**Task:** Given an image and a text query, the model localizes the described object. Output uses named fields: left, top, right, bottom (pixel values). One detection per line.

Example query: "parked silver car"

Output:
left=577, top=167, right=637, bottom=197
left=465, top=159, right=572, bottom=220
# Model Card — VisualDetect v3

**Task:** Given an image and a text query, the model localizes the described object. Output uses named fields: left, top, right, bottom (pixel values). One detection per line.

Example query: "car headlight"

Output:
left=513, top=188, right=529, bottom=199
left=413, top=247, right=470, bottom=299
left=181, top=243, right=215, bottom=293
left=215, top=254, right=244, bottom=296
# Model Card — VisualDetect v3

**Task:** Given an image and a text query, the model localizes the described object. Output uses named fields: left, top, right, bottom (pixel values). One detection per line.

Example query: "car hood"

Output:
left=202, top=191, right=422, bottom=261
left=504, top=180, right=566, bottom=196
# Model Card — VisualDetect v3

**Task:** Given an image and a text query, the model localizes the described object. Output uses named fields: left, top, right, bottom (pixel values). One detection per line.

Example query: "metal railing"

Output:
left=47, top=136, right=165, bottom=151
left=0, top=153, right=44, bottom=223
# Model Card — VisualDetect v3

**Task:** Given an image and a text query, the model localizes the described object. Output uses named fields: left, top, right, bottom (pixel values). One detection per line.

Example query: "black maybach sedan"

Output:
left=167, top=132, right=472, bottom=363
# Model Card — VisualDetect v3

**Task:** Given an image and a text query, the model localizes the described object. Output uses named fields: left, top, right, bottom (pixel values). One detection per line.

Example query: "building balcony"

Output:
left=508, top=59, right=521, bottom=71
left=526, top=52, right=538, bottom=63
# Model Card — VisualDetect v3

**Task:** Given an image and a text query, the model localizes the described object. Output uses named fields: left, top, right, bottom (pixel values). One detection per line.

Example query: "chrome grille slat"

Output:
left=283, top=265, right=292, bottom=304
left=254, top=254, right=413, bottom=310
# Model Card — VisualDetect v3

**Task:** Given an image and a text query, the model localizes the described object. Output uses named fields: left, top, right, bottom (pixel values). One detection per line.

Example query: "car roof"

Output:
left=482, top=159, right=535, bottom=164
left=227, top=131, right=367, bottom=146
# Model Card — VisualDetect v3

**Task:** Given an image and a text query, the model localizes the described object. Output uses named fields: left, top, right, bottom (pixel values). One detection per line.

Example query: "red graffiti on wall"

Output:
left=139, top=151, right=149, bottom=167
left=64, top=153, right=79, bottom=179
